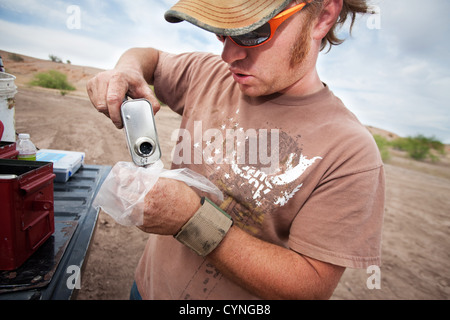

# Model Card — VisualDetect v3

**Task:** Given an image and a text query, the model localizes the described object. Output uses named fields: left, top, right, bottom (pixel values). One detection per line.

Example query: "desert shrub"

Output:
left=49, top=54, right=63, bottom=63
left=30, top=70, right=76, bottom=91
left=391, top=134, right=445, bottom=161
left=421, top=135, right=445, bottom=155
left=373, top=134, right=391, bottom=162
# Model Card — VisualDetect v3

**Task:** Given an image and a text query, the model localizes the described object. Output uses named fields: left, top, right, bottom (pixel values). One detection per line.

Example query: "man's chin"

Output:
left=238, top=84, right=271, bottom=98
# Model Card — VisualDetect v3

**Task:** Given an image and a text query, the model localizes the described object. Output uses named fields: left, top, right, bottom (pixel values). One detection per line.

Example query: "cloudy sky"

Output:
left=1, top=0, right=449, bottom=143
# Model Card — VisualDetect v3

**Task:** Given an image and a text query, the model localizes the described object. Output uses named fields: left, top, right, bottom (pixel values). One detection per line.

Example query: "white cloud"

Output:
left=103, top=0, right=222, bottom=54
left=0, top=20, right=123, bottom=69
left=0, top=0, right=222, bottom=68
left=0, top=0, right=66, bottom=20
left=317, top=0, right=450, bottom=142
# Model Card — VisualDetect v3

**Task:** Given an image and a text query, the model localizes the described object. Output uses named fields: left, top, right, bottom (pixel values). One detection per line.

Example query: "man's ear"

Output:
left=311, top=0, right=343, bottom=41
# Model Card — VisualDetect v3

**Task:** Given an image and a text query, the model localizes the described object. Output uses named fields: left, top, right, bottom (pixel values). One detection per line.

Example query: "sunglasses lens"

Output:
left=231, top=23, right=271, bottom=47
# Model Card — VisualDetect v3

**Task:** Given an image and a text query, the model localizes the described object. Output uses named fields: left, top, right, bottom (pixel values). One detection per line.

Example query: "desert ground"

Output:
left=2, top=51, right=449, bottom=300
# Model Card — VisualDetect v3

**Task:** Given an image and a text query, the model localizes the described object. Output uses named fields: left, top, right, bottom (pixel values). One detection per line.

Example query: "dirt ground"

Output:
left=3, top=51, right=450, bottom=300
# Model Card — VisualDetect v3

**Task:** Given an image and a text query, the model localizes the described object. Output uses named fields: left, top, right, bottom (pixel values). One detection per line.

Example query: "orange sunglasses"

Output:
left=217, top=0, right=313, bottom=48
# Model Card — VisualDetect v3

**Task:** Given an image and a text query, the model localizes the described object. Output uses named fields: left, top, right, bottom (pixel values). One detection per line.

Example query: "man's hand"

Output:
left=86, top=48, right=161, bottom=129
left=138, top=178, right=201, bottom=235
left=86, top=69, right=160, bottom=129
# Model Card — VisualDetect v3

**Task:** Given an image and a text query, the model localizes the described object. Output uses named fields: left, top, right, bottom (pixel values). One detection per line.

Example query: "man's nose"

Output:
left=221, top=37, right=247, bottom=65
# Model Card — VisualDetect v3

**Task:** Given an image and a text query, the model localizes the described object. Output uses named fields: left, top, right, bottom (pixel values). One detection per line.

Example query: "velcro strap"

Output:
left=174, top=197, right=233, bottom=256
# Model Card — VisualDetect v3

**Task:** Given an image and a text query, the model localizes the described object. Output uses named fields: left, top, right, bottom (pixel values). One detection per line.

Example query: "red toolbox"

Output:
left=0, top=141, right=19, bottom=159
left=0, top=159, right=56, bottom=270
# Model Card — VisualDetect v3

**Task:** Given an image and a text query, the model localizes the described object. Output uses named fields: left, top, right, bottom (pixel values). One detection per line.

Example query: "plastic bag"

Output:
left=93, top=160, right=223, bottom=226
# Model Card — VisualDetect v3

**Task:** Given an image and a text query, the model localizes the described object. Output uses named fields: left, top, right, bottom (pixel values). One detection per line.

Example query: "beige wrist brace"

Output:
left=174, top=197, right=233, bottom=257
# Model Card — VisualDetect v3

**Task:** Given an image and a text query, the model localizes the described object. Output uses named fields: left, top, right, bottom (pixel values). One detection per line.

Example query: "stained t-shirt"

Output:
left=134, top=52, right=385, bottom=300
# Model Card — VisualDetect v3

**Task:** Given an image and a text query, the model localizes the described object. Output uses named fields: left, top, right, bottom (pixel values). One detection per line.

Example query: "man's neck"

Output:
left=279, top=67, right=324, bottom=97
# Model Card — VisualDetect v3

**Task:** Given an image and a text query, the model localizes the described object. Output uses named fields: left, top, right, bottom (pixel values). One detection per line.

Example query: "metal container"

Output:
left=0, top=141, right=19, bottom=159
left=0, top=160, right=56, bottom=270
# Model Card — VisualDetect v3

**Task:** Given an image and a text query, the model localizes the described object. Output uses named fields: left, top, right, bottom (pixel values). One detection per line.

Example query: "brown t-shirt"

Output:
left=135, top=52, right=385, bottom=300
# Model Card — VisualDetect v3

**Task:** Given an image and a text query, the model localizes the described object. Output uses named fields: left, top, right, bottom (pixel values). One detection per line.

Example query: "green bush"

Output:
left=391, top=134, right=445, bottom=161
left=420, top=135, right=445, bottom=155
left=49, top=54, right=63, bottom=63
left=373, top=134, right=391, bottom=162
left=30, top=70, right=76, bottom=91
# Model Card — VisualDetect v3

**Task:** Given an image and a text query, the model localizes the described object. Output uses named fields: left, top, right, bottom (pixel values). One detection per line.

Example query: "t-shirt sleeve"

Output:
left=288, top=165, right=385, bottom=269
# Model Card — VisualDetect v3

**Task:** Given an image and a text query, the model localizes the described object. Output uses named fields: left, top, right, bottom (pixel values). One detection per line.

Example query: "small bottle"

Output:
left=17, top=133, right=37, bottom=161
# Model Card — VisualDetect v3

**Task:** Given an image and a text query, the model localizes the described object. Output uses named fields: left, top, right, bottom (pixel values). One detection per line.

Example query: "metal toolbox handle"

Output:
left=20, top=173, right=56, bottom=194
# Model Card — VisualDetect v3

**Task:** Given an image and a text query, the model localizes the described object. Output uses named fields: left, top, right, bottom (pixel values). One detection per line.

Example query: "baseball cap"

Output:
left=164, top=0, right=292, bottom=36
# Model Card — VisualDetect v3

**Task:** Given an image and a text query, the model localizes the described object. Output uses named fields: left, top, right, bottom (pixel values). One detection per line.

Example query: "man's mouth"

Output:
left=230, top=68, right=252, bottom=84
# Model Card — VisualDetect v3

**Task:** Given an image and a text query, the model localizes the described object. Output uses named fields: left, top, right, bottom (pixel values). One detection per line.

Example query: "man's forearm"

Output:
left=208, top=226, right=345, bottom=300
left=115, top=47, right=160, bottom=85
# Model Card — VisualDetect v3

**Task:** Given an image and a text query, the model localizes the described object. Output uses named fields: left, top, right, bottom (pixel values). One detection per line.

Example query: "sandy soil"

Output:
left=2, top=51, right=449, bottom=300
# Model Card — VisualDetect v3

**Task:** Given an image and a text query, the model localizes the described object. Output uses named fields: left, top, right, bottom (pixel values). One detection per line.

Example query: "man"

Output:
left=87, top=0, right=384, bottom=300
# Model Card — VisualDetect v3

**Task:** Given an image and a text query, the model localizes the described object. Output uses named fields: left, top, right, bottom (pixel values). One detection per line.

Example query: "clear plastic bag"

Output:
left=93, top=160, right=223, bottom=226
